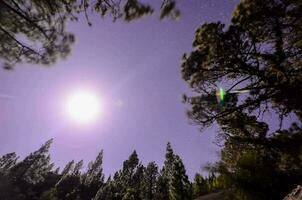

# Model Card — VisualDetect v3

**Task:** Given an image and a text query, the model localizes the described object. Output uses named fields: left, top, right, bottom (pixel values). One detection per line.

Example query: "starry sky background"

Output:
left=0, top=0, right=240, bottom=179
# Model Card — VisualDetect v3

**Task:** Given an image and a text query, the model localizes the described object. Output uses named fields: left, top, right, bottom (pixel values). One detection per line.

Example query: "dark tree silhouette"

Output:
left=182, top=0, right=302, bottom=134
left=192, top=173, right=208, bottom=198
left=142, top=161, right=159, bottom=200
left=0, top=0, right=179, bottom=69
left=181, top=0, right=302, bottom=199
left=0, top=140, right=206, bottom=200
left=0, top=0, right=76, bottom=69
left=169, top=155, right=192, bottom=200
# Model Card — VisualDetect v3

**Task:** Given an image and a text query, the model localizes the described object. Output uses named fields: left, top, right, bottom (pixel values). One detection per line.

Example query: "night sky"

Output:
left=0, top=0, right=239, bottom=179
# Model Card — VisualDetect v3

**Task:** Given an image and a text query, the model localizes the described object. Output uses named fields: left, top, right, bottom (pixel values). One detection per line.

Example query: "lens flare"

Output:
left=216, top=87, right=225, bottom=105
left=219, top=87, right=225, bottom=101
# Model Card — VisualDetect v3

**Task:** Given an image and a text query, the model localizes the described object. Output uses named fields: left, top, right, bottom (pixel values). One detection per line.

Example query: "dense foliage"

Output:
left=182, top=0, right=302, bottom=199
left=0, top=141, right=220, bottom=200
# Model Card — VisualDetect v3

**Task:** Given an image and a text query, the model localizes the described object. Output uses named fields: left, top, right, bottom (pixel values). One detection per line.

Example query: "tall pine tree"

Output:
left=142, top=161, right=159, bottom=200
left=10, top=139, right=54, bottom=185
left=169, top=155, right=191, bottom=200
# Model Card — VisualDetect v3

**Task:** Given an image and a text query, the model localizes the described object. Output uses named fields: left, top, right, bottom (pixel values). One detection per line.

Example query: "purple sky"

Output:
left=0, top=0, right=240, bottom=179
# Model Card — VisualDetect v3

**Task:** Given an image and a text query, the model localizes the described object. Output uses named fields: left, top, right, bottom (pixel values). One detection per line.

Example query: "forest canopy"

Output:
left=182, top=0, right=302, bottom=199
left=0, top=140, right=220, bottom=200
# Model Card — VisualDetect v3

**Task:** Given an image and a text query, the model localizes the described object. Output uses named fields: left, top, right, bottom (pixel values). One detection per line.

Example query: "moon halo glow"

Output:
left=65, top=90, right=102, bottom=124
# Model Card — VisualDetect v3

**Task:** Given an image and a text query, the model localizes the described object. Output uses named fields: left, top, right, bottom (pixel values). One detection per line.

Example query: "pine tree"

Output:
left=181, top=0, right=302, bottom=198
left=169, top=155, right=192, bottom=200
left=81, top=150, right=104, bottom=199
left=121, top=151, right=139, bottom=186
left=163, top=142, right=176, bottom=179
left=192, top=173, right=208, bottom=198
left=10, top=139, right=54, bottom=185
left=120, top=150, right=144, bottom=199
left=133, top=164, right=145, bottom=199
left=56, top=175, right=81, bottom=200
left=162, top=142, right=176, bottom=199
left=73, top=160, right=83, bottom=177
left=0, top=141, right=198, bottom=200
left=53, top=160, right=82, bottom=200
left=155, top=171, right=170, bottom=200
left=0, top=0, right=178, bottom=69
left=55, top=160, right=75, bottom=187
left=122, top=188, right=136, bottom=200
left=142, top=162, right=159, bottom=200
left=0, top=152, right=18, bottom=172
left=40, top=188, right=59, bottom=200
left=83, top=150, right=104, bottom=186
left=182, top=0, right=302, bottom=130
left=112, top=171, right=125, bottom=200
left=160, top=143, right=192, bottom=200
left=160, top=142, right=176, bottom=198
left=61, top=161, right=75, bottom=177
left=94, top=176, right=118, bottom=200
left=0, top=170, right=24, bottom=200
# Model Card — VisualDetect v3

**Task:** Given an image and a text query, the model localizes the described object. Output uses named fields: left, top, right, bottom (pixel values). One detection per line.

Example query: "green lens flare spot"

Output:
left=219, top=87, right=225, bottom=101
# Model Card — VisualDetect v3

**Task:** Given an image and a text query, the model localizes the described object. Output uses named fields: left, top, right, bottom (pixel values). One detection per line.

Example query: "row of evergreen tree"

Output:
left=0, top=140, right=219, bottom=200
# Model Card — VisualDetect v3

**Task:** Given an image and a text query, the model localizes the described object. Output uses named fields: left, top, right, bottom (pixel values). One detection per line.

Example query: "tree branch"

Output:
left=227, top=75, right=252, bottom=93
left=0, top=0, right=49, bottom=39
left=0, top=25, right=43, bottom=58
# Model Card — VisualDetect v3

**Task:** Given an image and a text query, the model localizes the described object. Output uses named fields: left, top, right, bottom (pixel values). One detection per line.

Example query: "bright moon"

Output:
left=65, top=90, right=101, bottom=124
